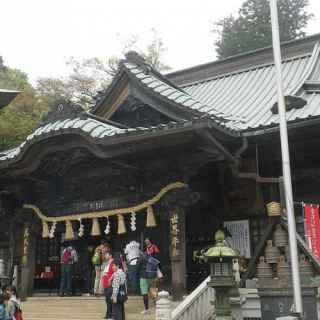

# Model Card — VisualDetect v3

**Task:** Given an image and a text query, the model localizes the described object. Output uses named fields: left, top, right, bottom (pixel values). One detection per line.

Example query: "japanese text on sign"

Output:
left=224, top=220, right=251, bottom=258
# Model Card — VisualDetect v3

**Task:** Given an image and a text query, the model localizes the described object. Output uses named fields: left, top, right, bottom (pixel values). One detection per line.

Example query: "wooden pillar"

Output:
left=170, top=208, right=186, bottom=300
left=20, top=223, right=36, bottom=299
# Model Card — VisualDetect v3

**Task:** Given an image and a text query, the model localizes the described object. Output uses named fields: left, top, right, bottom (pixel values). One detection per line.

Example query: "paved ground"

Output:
left=22, top=296, right=156, bottom=320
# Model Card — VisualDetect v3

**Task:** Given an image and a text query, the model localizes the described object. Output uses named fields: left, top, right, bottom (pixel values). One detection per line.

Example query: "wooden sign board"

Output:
left=224, top=220, right=251, bottom=258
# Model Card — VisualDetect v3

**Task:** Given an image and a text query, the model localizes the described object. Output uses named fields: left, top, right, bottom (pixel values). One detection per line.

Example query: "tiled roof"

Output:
left=0, top=89, right=19, bottom=108
left=0, top=115, right=216, bottom=163
left=171, top=40, right=320, bottom=132
left=0, top=117, right=125, bottom=162
left=123, top=62, right=243, bottom=132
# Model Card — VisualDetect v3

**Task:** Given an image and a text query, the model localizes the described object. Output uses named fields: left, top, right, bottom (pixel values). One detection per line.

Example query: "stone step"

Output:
left=21, top=296, right=155, bottom=320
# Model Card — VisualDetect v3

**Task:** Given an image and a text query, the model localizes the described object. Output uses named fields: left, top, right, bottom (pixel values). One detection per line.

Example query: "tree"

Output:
left=0, top=62, right=47, bottom=151
left=36, top=31, right=171, bottom=110
left=214, top=0, right=313, bottom=59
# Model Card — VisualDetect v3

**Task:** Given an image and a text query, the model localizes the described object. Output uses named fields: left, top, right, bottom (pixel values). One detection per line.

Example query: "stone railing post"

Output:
left=156, top=291, right=171, bottom=320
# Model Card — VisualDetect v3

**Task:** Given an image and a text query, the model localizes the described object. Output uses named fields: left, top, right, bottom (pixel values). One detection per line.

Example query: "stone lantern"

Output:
left=201, top=230, right=238, bottom=320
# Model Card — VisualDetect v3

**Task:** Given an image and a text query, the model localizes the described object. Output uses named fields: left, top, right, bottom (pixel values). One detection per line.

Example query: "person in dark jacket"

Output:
left=137, top=252, right=159, bottom=314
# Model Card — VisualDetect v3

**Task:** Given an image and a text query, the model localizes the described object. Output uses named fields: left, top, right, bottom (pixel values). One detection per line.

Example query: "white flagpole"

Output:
left=269, top=0, right=303, bottom=315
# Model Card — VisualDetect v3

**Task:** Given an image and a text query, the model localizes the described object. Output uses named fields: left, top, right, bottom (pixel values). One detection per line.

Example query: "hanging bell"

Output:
left=65, top=221, right=74, bottom=240
left=257, top=256, right=273, bottom=280
left=299, top=254, right=314, bottom=278
left=91, top=218, right=101, bottom=236
left=117, top=214, right=126, bottom=234
left=274, top=224, right=288, bottom=247
left=146, top=206, right=157, bottom=227
left=265, top=240, right=280, bottom=264
left=277, top=255, right=291, bottom=279
left=42, top=221, right=50, bottom=238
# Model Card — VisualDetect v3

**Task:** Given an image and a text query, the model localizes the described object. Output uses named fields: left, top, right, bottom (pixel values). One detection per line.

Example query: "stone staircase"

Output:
left=21, top=296, right=155, bottom=320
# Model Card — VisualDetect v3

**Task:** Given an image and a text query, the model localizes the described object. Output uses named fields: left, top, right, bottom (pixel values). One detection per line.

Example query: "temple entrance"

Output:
left=33, top=210, right=171, bottom=294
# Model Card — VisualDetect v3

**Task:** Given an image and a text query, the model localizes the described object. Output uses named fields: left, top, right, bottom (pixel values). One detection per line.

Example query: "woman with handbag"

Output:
left=92, top=240, right=111, bottom=296
left=111, top=260, right=127, bottom=320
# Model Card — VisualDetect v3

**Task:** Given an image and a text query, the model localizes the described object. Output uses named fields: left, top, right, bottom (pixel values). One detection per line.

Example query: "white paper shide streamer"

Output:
left=49, top=221, right=57, bottom=238
left=78, top=219, right=84, bottom=237
left=104, top=217, right=111, bottom=235
left=130, top=212, right=136, bottom=231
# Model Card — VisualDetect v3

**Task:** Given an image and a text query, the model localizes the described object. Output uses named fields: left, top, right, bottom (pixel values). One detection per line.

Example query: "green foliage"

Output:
left=214, top=0, right=313, bottom=59
left=0, top=32, right=170, bottom=151
left=36, top=31, right=171, bottom=110
left=0, top=59, right=48, bottom=151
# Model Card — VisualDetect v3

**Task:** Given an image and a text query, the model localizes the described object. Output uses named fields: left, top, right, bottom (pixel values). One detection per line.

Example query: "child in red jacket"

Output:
left=102, top=252, right=115, bottom=320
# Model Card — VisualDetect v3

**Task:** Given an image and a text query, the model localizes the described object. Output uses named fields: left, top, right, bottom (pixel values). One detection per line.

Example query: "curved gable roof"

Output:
left=91, top=53, right=242, bottom=133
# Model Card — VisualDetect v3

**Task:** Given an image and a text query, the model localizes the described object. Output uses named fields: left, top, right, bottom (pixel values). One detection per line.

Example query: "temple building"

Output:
left=0, top=89, right=19, bottom=109
left=1, top=34, right=320, bottom=300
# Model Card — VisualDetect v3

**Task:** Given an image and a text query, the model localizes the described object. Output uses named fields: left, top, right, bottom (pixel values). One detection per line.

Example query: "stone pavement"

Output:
left=22, top=296, right=155, bottom=320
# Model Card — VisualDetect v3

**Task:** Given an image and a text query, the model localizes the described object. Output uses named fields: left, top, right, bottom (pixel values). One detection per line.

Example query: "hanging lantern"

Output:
left=42, top=221, right=50, bottom=238
left=266, top=201, right=281, bottom=216
left=146, top=206, right=157, bottom=227
left=117, top=214, right=126, bottom=234
left=65, top=220, right=75, bottom=240
left=91, top=218, right=101, bottom=236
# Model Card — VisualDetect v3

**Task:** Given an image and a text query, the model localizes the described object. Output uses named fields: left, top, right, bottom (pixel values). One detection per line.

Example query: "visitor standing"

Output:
left=102, top=252, right=115, bottom=320
left=137, top=252, right=159, bottom=314
left=80, top=245, right=94, bottom=296
left=5, top=286, right=22, bottom=320
left=145, top=238, right=163, bottom=275
left=59, top=243, right=78, bottom=296
left=70, top=245, right=79, bottom=295
left=144, top=238, right=160, bottom=258
left=111, top=260, right=127, bottom=320
left=92, top=240, right=110, bottom=296
left=124, top=241, right=140, bottom=294
left=0, top=294, right=10, bottom=320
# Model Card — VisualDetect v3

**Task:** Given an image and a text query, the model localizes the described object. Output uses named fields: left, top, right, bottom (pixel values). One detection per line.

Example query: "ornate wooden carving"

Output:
left=163, top=188, right=200, bottom=208
left=110, top=96, right=171, bottom=127
left=40, top=100, right=85, bottom=125
left=38, top=148, right=91, bottom=177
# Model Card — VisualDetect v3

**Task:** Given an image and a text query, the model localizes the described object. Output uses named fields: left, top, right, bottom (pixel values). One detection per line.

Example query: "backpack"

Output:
left=12, top=301, right=23, bottom=320
left=62, top=249, right=72, bottom=264
left=145, top=256, right=159, bottom=279
left=117, top=283, right=128, bottom=303
left=91, top=250, right=101, bottom=266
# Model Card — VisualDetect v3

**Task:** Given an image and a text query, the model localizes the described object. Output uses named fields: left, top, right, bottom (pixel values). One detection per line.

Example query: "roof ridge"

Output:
left=180, top=53, right=313, bottom=88
left=166, top=33, right=320, bottom=79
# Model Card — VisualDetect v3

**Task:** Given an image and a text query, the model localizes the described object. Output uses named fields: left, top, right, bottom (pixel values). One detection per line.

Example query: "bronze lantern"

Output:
left=201, top=230, right=239, bottom=320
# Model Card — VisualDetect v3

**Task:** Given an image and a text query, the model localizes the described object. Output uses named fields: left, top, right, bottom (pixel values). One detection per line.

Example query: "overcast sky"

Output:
left=1, top=0, right=320, bottom=83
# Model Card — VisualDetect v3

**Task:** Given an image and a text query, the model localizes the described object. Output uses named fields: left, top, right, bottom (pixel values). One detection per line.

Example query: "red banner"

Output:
left=304, top=204, right=320, bottom=258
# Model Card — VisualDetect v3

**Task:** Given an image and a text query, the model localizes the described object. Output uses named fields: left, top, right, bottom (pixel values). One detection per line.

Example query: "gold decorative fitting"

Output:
left=117, top=214, right=126, bottom=234
left=146, top=206, right=156, bottom=227
left=65, top=221, right=74, bottom=240
left=42, top=221, right=49, bottom=238
left=91, top=218, right=101, bottom=236
left=266, top=201, right=281, bottom=216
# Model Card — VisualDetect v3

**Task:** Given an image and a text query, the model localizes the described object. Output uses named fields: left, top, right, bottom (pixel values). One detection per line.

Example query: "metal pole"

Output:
left=269, top=0, right=303, bottom=315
